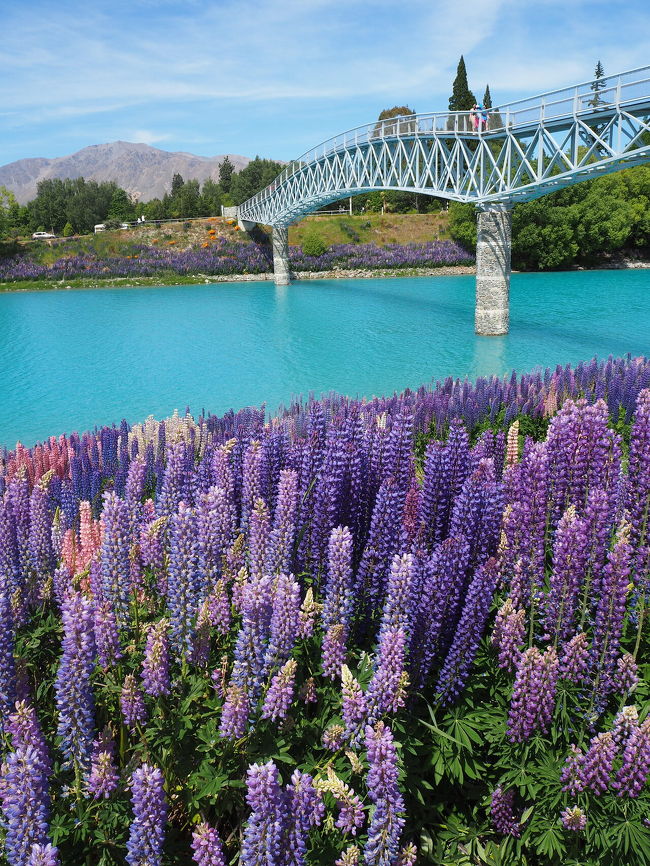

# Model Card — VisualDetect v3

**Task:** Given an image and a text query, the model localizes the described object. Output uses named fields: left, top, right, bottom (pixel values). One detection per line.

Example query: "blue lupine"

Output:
left=125, top=764, right=168, bottom=866
left=167, top=501, right=201, bottom=662
left=364, top=722, right=405, bottom=866
left=100, top=491, right=132, bottom=634
left=0, top=745, right=52, bottom=866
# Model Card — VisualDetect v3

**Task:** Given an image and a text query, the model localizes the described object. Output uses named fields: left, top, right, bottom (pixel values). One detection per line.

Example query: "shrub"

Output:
left=62, top=222, right=74, bottom=237
left=302, top=232, right=328, bottom=257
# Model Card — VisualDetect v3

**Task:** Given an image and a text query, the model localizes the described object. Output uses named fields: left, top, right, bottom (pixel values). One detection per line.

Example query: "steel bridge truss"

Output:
left=238, top=66, right=650, bottom=227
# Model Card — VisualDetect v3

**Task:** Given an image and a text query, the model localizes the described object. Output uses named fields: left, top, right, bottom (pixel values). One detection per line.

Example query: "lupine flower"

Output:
left=219, top=683, right=250, bottom=739
left=298, top=587, right=321, bottom=639
left=248, top=498, right=270, bottom=582
left=560, top=744, right=585, bottom=796
left=378, top=553, right=416, bottom=641
left=578, top=731, right=617, bottom=795
left=322, top=724, right=346, bottom=751
left=231, top=575, right=274, bottom=699
left=436, top=558, right=499, bottom=705
left=208, top=579, right=231, bottom=636
left=315, top=766, right=365, bottom=835
left=299, top=676, right=317, bottom=704
left=192, top=599, right=212, bottom=668
left=0, top=745, right=52, bottom=866
left=397, top=843, right=418, bottom=866
left=125, top=764, right=168, bottom=866
left=490, top=787, right=521, bottom=837
left=560, top=806, right=587, bottom=831
left=559, top=632, right=590, bottom=683
left=6, top=701, right=50, bottom=776
left=0, top=585, right=17, bottom=733
left=120, top=675, right=148, bottom=730
left=265, top=574, right=301, bottom=673
left=191, top=822, right=227, bottom=866
left=167, top=502, right=201, bottom=663
left=335, top=846, right=360, bottom=866
left=322, top=623, right=347, bottom=679
left=26, top=844, right=60, bottom=866
left=100, top=492, right=132, bottom=634
left=613, top=717, right=650, bottom=797
left=507, top=645, right=559, bottom=742
left=240, top=761, right=287, bottom=866
left=366, top=628, right=408, bottom=722
left=268, top=469, right=299, bottom=575
left=341, top=665, right=367, bottom=745
left=261, top=658, right=297, bottom=722
left=93, top=601, right=123, bottom=669
left=612, top=705, right=639, bottom=746
left=286, top=769, right=325, bottom=865
left=141, top=620, right=171, bottom=697
left=543, top=507, right=588, bottom=642
left=55, top=592, right=96, bottom=774
left=322, top=527, right=354, bottom=654
left=616, top=653, right=639, bottom=693
left=364, top=722, right=405, bottom=866
left=87, top=730, right=119, bottom=799
left=491, top=598, right=526, bottom=671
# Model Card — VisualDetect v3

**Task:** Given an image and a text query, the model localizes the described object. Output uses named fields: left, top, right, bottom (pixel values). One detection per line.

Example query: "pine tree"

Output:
left=589, top=61, right=607, bottom=107
left=219, top=156, right=234, bottom=193
left=449, top=56, right=476, bottom=112
left=483, top=85, right=492, bottom=109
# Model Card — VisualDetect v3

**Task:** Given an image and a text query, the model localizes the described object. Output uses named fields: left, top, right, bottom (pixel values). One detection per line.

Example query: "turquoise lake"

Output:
left=1, top=269, right=649, bottom=448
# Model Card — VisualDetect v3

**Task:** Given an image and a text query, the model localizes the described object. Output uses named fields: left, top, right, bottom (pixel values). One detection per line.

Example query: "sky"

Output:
left=1, top=0, right=649, bottom=167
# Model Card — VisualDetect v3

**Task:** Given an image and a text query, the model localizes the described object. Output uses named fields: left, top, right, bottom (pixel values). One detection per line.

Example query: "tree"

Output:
left=201, top=178, right=223, bottom=216
left=449, top=56, right=476, bottom=112
left=589, top=61, right=607, bottom=107
left=0, top=186, right=18, bottom=239
left=229, top=157, right=284, bottom=205
left=482, top=85, right=492, bottom=109
left=375, top=105, right=417, bottom=137
left=107, top=188, right=135, bottom=221
left=171, top=173, right=185, bottom=196
left=219, top=156, right=234, bottom=193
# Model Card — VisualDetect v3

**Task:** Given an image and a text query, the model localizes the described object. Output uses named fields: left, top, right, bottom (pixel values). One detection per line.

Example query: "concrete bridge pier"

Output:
left=272, top=226, right=291, bottom=286
left=475, top=203, right=512, bottom=336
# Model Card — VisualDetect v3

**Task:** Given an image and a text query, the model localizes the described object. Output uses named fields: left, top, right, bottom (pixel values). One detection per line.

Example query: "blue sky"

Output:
left=1, top=0, right=649, bottom=166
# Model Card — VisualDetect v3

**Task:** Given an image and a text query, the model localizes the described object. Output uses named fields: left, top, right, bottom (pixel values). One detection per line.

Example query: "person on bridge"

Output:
left=471, top=103, right=488, bottom=132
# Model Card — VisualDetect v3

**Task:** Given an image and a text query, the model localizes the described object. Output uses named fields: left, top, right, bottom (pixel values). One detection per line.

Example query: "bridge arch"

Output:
left=237, top=66, right=650, bottom=334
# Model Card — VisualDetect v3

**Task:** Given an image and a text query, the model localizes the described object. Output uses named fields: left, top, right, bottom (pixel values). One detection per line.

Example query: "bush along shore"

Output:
left=0, top=354, right=649, bottom=866
left=0, top=238, right=474, bottom=291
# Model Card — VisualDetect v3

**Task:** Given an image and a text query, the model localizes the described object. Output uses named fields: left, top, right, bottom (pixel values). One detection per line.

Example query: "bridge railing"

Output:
left=239, top=65, right=650, bottom=217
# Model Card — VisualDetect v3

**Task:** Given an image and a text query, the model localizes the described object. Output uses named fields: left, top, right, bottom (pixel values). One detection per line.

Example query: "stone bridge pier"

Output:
left=474, top=203, right=512, bottom=336
left=271, top=226, right=291, bottom=286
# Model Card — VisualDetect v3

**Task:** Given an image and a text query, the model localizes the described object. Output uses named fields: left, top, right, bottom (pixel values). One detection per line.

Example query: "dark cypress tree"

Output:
left=219, top=156, right=234, bottom=193
left=449, top=56, right=476, bottom=112
left=589, top=61, right=607, bottom=107
left=482, top=85, right=492, bottom=109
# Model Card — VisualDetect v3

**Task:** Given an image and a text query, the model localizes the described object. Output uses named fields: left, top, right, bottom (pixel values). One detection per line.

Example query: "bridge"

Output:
left=235, top=65, right=650, bottom=335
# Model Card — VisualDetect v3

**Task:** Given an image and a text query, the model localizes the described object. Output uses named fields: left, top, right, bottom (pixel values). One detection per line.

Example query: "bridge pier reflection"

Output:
left=475, top=204, right=512, bottom=337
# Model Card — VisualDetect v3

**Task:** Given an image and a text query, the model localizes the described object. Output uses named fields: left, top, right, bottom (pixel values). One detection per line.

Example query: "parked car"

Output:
left=94, top=223, right=130, bottom=233
left=32, top=231, right=55, bottom=239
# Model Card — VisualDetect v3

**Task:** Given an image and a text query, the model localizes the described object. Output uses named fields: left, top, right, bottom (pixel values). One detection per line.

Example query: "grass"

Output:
left=288, top=212, right=451, bottom=246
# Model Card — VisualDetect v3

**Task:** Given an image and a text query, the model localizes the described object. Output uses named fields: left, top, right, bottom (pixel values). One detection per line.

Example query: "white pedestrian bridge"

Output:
left=235, top=66, right=650, bottom=334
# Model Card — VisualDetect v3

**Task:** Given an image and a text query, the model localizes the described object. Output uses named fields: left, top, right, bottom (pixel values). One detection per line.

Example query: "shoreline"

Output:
left=0, top=259, right=648, bottom=294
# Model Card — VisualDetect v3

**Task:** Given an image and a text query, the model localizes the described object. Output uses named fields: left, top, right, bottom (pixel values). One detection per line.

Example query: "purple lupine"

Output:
left=286, top=769, right=325, bottom=865
left=322, top=526, right=354, bottom=635
left=341, top=664, right=367, bottom=745
left=197, top=484, right=235, bottom=590
left=578, top=731, right=617, bottom=795
left=191, top=822, right=227, bottom=866
left=6, top=701, right=50, bottom=776
left=124, top=457, right=146, bottom=539
left=356, top=476, right=404, bottom=613
left=28, top=482, right=53, bottom=600
left=543, top=507, right=589, bottom=643
left=322, top=623, right=347, bottom=679
left=560, top=745, right=585, bottom=796
left=230, top=575, right=274, bottom=699
left=448, top=458, right=504, bottom=575
left=366, top=628, right=408, bottom=722
left=378, top=553, right=417, bottom=642
left=507, top=646, right=558, bottom=742
left=192, top=599, right=212, bottom=668
left=322, top=724, right=346, bottom=751
left=219, top=683, right=250, bottom=739
left=560, top=806, right=587, bottom=831
left=397, top=843, right=417, bottom=866
left=240, top=761, right=288, bottom=866
left=298, top=588, right=321, bottom=640
left=316, top=767, right=365, bottom=836
left=580, top=487, right=615, bottom=624
left=264, top=574, right=301, bottom=674
left=364, top=722, right=405, bottom=866
left=0, top=745, right=52, bottom=866
left=418, top=419, right=470, bottom=549
left=157, top=440, right=190, bottom=518
left=299, top=676, right=317, bottom=704
left=120, top=674, right=148, bottom=731
left=125, top=764, right=168, bottom=866
left=55, top=591, right=96, bottom=774
left=87, top=730, right=119, bottom=799
left=409, top=535, right=471, bottom=690
left=141, top=619, right=171, bottom=697
left=100, top=491, right=132, bottom=633
left=26, top=844, right=60, bottom=866
left=625, top=389, right=650, bottom=550
left=0, top=583, right=17, bottom=732
left=490, top=787, right=521, bottom=837
left=167, top=501, right=201, bottom=663
left=208, top=578, right=231, bottom=635
left=591, top=529, right=632, bottom=700
left=613, top=717, right=650, bottom=797
left=93, top=600, right=123, bottom=669
left=261, top=658, right=297, bottom=722
left=241, top=440, right=266, bottom=532
left=491, top=598, right=526, bottom=671
left=249, top=498, right=270, bottom=582
left=560, top=632, right=590, bottom=683
left=615, top=653, right=639, bottom=694
left=268, top=469, right=299, bottom=575
left=612, top=705, right=639, bottom=746
left=435, top=558, right=499, bottom=705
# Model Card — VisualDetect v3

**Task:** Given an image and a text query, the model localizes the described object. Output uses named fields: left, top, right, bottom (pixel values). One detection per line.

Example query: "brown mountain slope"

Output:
left=0, top=141, right=252, bottom=204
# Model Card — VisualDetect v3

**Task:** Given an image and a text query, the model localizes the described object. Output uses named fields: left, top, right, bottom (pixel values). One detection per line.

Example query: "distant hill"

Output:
left=0, top=142, right=252, bottom=204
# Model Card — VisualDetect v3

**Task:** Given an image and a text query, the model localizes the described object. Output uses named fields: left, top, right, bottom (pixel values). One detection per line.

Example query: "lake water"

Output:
left=1, top=269, right=649, bottom=448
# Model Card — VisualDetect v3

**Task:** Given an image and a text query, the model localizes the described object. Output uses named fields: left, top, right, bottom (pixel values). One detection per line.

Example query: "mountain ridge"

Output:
left=0, top=141, right=252, bottom=204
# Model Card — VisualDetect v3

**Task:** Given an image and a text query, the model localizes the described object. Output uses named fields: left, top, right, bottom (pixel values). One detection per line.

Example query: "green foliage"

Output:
left=302, top=232, right=328, bottom=257
left=229, top=157, right=284, bottom=206
left=62, top=221, right=74, bottom=237
left=449, top=55, right=477, bottom=112
left=218, top=156, right=234, bottom=193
